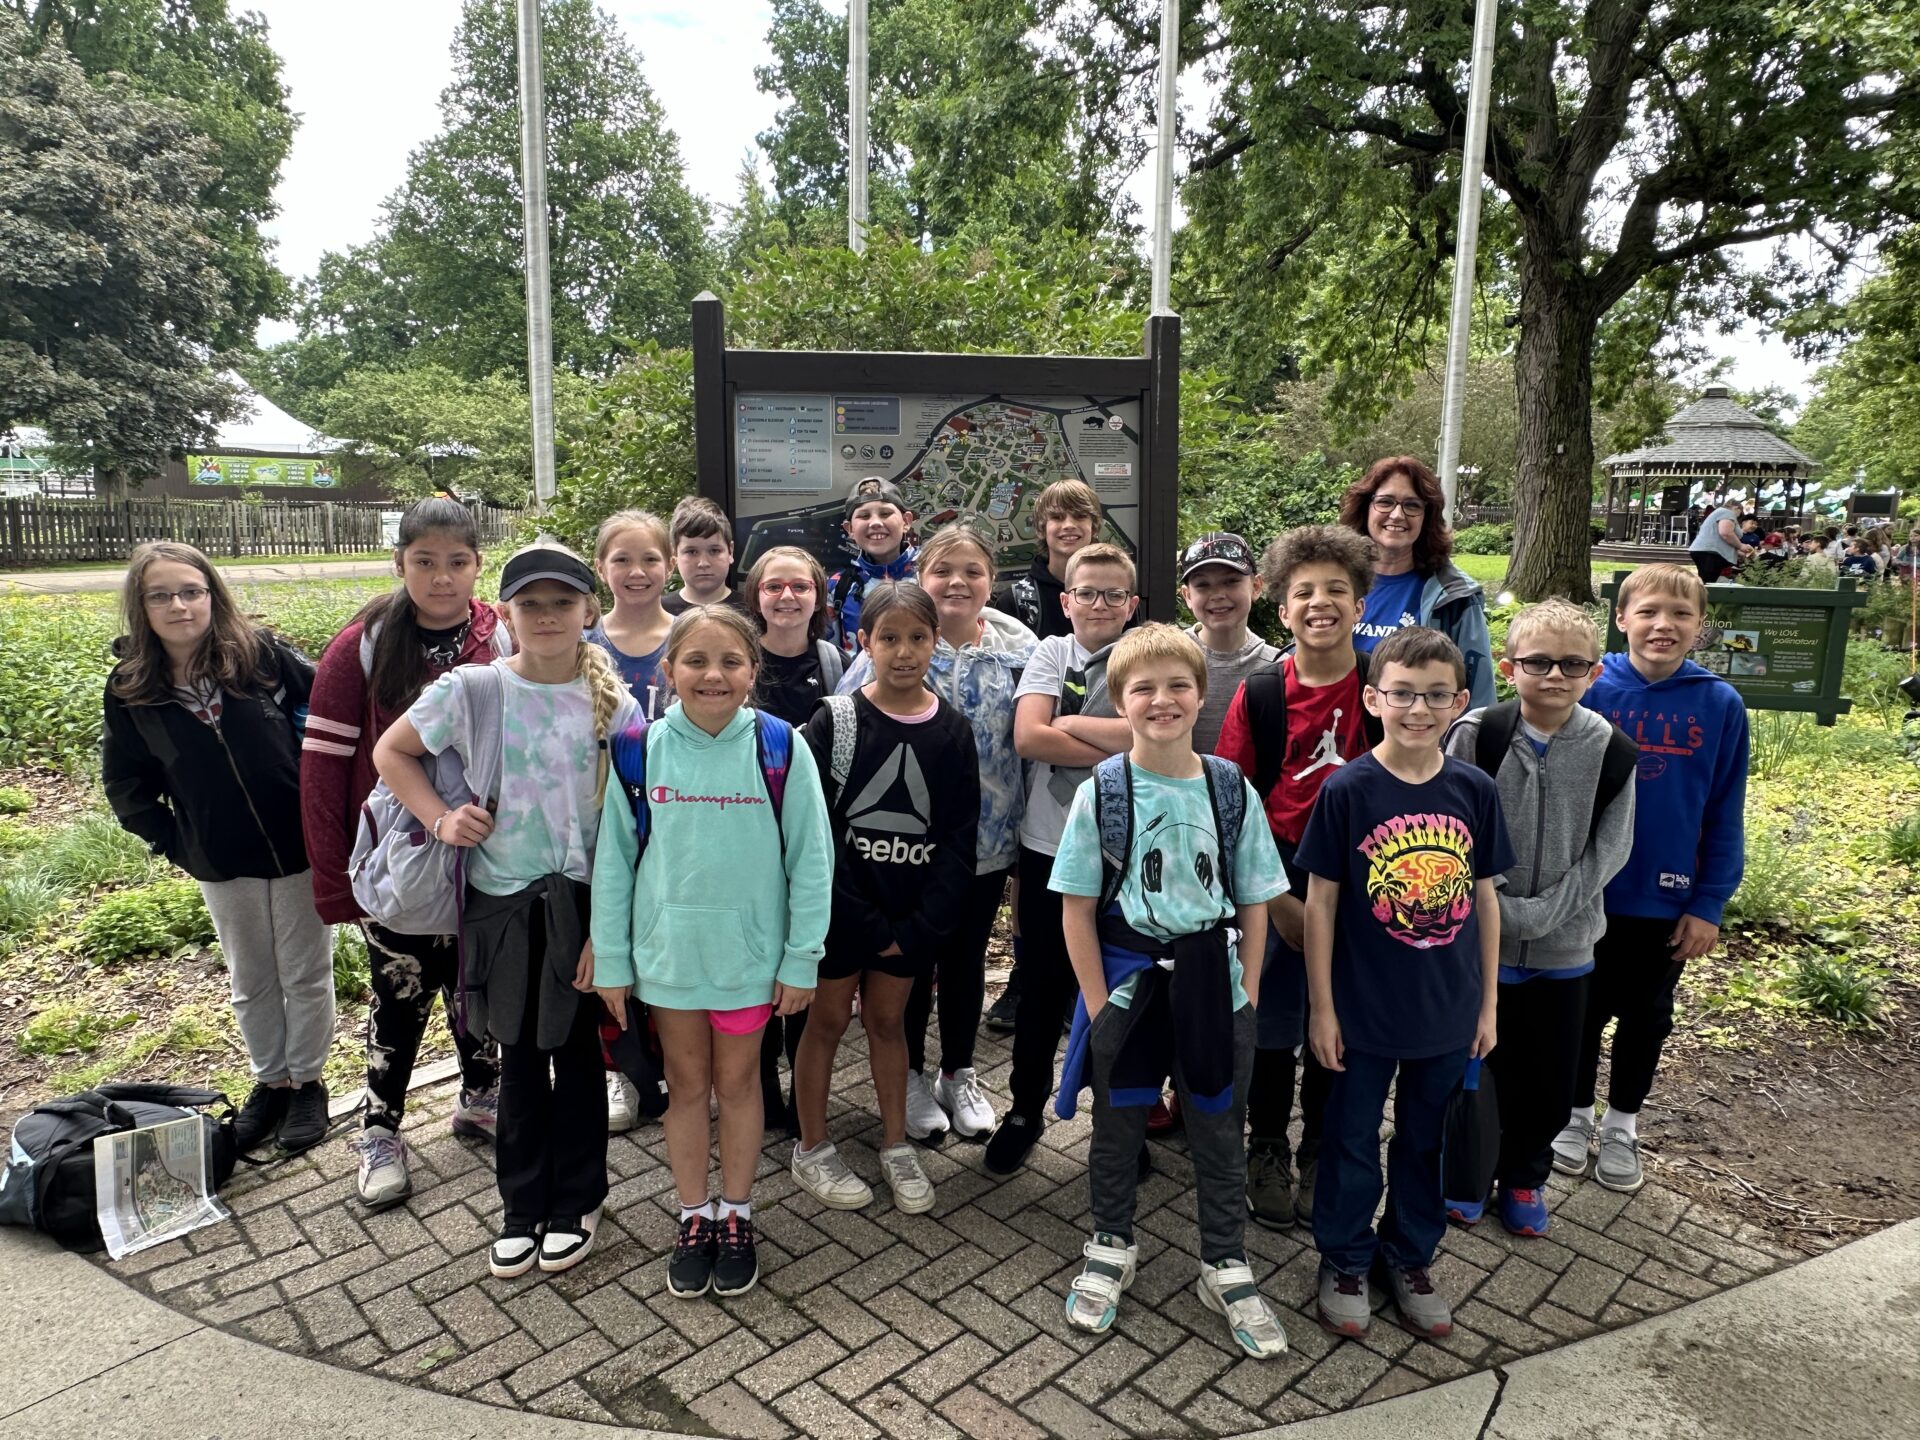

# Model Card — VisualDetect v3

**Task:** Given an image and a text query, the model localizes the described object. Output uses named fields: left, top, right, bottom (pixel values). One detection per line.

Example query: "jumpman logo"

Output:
left=1292, top=710, right=1347, bottom=780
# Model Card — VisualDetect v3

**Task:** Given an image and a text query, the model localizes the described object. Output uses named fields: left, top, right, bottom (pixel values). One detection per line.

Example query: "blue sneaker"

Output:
left=1445, top=1195, right=1485, bottom=1227
left=1498, top=1184, right=1551, bottom=1237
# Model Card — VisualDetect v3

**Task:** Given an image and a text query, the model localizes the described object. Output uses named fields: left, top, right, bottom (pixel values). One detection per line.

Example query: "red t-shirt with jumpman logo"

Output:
left=1216, top=656, right=1372, bottom=848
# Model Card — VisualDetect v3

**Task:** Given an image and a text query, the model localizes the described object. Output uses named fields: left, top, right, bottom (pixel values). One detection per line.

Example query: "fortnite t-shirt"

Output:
left=1294, top=752, right=1514, bottom=1058
left=1352, top=569, right=1422, bottom=653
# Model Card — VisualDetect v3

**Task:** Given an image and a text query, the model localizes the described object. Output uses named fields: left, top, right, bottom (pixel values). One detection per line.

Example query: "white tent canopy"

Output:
left=8, top=373, right=337, bottom=456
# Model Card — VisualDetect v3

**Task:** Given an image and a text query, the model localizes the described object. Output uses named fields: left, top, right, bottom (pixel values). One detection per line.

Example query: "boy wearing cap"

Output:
left=828, top=477, right=918, bottom=655
left=1180, top=533, right=1280, bottom=754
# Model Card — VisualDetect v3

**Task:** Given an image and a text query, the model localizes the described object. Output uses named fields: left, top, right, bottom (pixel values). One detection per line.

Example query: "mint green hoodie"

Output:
left=590, top=705, right=834, bottom=1008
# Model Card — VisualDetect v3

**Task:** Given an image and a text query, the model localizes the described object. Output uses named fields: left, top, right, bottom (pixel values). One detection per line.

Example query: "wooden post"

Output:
left=322, top=502, right=336, bottom=554
left=228, top=500, right=241, bottom=558
left=692, top=292, right=728, bottom=511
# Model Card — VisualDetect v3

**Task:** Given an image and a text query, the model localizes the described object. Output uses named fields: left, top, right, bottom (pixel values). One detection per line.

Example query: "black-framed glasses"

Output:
left=1511, top=656, right=1596, bottom=678
left=141, top=585, right=209, bottom=608
left=1067, top=586, right=1133, bottom=608
left=1376, top=686, right=1461, bottom=710
left=1370, top=495, right=1426, bottom=516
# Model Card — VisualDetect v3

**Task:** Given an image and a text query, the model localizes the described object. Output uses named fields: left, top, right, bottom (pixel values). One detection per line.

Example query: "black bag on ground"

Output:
left=1441, top=1057, right=1501, bottom=1208
left=0, top=1083, right=238, bottom=1252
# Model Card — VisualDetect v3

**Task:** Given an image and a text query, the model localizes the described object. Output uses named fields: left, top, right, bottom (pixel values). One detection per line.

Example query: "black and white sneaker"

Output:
left=539, top=1205, right=601, bottom=1273
left=712, top=1211, right=758, bottom=1297
left=668, top=1214, right=716, bottom=1298
left=488, top=1223, right=542, bottom=1279
left=232, top=1083, right=290, bottom=1153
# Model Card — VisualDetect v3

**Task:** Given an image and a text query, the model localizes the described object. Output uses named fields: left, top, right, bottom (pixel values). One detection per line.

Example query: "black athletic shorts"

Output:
left=817, top=946, right=925, bottom=983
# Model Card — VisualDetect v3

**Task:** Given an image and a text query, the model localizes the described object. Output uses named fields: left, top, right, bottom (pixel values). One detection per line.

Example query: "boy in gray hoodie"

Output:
left=1442, top=600, right=1636, bottom=1237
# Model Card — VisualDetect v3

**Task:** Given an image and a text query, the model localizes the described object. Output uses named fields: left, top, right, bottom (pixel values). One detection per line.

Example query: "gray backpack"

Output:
left=348, top=664, right=506, bottom=936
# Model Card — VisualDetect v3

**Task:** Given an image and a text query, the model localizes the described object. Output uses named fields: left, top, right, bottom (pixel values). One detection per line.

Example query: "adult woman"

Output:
left=1687, top=498, right=1750, bottom=584
left=1338, top=457, right=1496, bottom=707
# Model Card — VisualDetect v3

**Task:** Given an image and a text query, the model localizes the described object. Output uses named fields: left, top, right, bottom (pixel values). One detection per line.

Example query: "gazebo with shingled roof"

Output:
left=1601, top=385, right=1820, bottom=547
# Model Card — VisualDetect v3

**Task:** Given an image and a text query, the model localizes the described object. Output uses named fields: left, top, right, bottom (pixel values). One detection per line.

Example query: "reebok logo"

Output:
left=844, top=741, right=932, bottom=864
left=852, top=836, right=937, bottom=864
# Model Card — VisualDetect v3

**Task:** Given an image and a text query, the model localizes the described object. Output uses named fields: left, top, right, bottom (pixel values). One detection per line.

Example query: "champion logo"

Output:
left=648, top=785, right=766, bottom=811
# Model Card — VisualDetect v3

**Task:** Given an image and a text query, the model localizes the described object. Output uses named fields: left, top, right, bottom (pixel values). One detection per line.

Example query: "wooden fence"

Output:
left=1, top=498, right=530, bottom=567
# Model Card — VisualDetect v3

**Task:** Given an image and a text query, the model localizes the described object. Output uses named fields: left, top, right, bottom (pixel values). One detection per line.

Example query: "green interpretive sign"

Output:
left=187, top=454, right=341, bottom=488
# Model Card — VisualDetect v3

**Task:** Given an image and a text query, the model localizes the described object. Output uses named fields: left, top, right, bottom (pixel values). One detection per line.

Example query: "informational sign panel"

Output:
left=1601, top=572, right=1865, bottom=725
left=186, top=454, right=341, bottom=488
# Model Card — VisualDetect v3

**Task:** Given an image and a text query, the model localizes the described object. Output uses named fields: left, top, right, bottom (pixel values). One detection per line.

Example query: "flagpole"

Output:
left=848, top=0, right=869, bottom=254
left=515, top=0, right=556, bottom=507
left=1435, top=0, right=1499, bottom=526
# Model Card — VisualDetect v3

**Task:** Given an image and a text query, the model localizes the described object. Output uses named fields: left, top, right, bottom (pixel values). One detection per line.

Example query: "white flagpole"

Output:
left=848, top=0, right=869, bottom=254
left=515, top=0, right=556, bottom=506
left=1436, top=0, right=1499, bottom=525
left=1149, top=0, right=1180, bottom=314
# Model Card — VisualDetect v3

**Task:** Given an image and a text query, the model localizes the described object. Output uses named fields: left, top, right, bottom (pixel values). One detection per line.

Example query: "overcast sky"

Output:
left=247, top=0, right=1812, bottom=401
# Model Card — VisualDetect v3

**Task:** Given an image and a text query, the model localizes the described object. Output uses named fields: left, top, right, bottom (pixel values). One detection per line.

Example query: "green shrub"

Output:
left=1748, top=712, right=1812, bottom=781
left=1786, top=952, right=1884, bottom=1028
left=18, top=1003, right=137, bottom=1057
left=1723, top=824, right=1815, bottom=927
left=32, top=812, right=163, bottom=892
left=76, top=877, right=216, bottom=964
left=1843, top=638, right=1912, bottom=729
left=333, top=924, right=372, bottom=1004
left=1455, top=522, right=1514, bottom=555
left=1884, top=813, right=1920, bottom=866
left=0, top=868, right=63, bottom=952
left=0, top=785, right=30, bottom=814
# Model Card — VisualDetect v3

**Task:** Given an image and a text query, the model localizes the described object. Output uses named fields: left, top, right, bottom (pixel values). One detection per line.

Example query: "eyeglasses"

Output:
left=1067, top=586, right=1133, bottom=608
left=1511, top=656, right=1596, bottom=678
left=759, top=579, right=816, bottom=597
left=1370, top=495, right=1427, bottom=517
left=1376, top=687, right=1462, bottom=710
left=141, top=586, right=209, bottom=608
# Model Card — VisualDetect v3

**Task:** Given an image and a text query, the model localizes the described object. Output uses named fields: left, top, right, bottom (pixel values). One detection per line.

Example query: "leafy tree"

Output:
left=543, top=344, right=695, bottom=554
left=7, top=0, right=294, bottom=345
left=1793, top=233, right=1920, bottom=494
left=0, top=13, right=239, bottom=486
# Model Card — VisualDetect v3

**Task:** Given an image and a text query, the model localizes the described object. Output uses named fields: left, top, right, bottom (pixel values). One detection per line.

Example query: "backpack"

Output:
left=1243, top=653, right=1382, bottom=801
left=607, top=708, right=793, bottom=866
left=0, top=1083, right=240, bottom=1252
left=821, top=692, right=859, bottom=805
left=1092, top=753, right=1247, bottom=914
left=1470, top=700, right=1637, bottom=846
left=814, top=638, right=846, bottom=696
left=348, top=664, right=507, bottom=935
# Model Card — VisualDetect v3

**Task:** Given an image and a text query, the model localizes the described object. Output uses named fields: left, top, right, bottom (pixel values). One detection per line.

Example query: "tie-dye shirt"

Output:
left=408, top=659, right=638, bottom=898
left=839, top=606, right=1037, bottom=874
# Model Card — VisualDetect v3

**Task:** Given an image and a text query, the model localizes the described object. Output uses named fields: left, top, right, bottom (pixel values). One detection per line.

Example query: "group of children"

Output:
left=100, top=477, right=1746, bottom=1355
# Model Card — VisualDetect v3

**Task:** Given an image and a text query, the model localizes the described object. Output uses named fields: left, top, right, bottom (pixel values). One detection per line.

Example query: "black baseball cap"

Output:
left=1179, top=532, right=1257, bottom=583
left=844, top=477, right=907, bottom=519
left=499, top=545, right=597, bottom=601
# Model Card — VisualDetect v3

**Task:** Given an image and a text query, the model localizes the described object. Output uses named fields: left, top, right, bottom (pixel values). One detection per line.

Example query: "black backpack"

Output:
left=0, top=1083, right=240, bottom=1251
left=1469, top=699, right=1638, bottom=846
left=1242, top=652, right=1383, bottom=801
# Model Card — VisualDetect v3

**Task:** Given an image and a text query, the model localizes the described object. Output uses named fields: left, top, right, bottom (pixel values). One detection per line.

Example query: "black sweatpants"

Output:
left=905, top=867, right=1008, bottom=1075
left=1573, top=914, right=1686, bottom=1116
left=1490, top=972, right=1592, bottom=1189
left=362, top=923, right=500, bottom=1132
left=495, top=898, right=608, bottom=1228
left=1246, top=1042, right=1332, bottom=1160
left=1009, top=846, right=1076, bottom=1121
left=760, top=1011, right=805, bottom=1107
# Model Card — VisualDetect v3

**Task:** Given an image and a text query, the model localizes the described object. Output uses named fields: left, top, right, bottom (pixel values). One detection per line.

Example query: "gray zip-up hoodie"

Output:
left=1444, top=705, right=1636, bottom=973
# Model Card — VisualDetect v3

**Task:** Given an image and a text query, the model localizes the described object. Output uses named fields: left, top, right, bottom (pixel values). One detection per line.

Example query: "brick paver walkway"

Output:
left=98, top=1020, right=1801, bottom=1436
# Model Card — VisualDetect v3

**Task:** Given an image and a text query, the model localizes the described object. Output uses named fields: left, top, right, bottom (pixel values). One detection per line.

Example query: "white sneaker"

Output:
left=792, top=1141, right=874, bottom=1210
left=608, top=1072, right=639, bottom=1134
left=1065, top=1232, right=1137, bottom=1332
left=878, top=1142, right=936, bottom=1214
left=934, top=1067, right=995, bottom=1139
left=1198, top=1259, right=1288, bottom=1358
left=539, top=1206, right=601, bottom=1273
left=904, top=1070, right=950, bottom=1141
left=352, top=1126, right=410, bottom=1209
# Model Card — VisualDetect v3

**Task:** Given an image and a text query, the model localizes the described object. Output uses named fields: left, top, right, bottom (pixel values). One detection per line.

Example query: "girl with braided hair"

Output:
left=374, top=542, right=635, bottom=1279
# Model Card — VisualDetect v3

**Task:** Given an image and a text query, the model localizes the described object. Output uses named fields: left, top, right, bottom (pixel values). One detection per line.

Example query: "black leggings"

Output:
left=906, top=868, right=1009, bottom=1074
left=1574, top=914, right=1686, bottom=1115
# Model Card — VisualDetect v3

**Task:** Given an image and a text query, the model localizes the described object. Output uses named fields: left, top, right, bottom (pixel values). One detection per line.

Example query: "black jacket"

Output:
left=993, top=556, right=1073, bottom=640
left=101, top=637, right=314, bottom=883
left=801, top=691, right=980, bottom=962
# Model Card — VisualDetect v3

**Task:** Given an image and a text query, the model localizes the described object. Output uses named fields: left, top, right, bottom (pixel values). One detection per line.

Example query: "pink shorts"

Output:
left=709, top=1004, right=773, bottom=1035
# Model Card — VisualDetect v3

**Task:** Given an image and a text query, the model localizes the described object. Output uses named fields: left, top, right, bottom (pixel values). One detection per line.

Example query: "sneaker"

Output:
left=1445, top=1195, right=1485, bottom=1227
left=1594, top=1127, right=1645, bottom=1193
left=351, top=1126, right=412, bottom=1209
left=982, top=1112, right=1039, bottom=1177
left=904, top=1070, right=951, bottom=1142
left=792, top=1141, right=873, bottom=1210
left=232, top=1083, right=290, bottom=1153
left=277, top=1080, right=330, bottom=1155
left=1198, top=1259, right=1288, bottom=1358
left=1293, top=1153, right=1318, bottom=1229
left=712, top=1211, right=758, bottom=1296
left=1386, top=1264, right=1453, bottom=1337
left=934, top=1067, right=995, bottom=1139
left=984, top=975, right=1020, bottom=1032
left=607, top=1072, right=640, bottom=1135
left=1551, top=1110, right=1596, bottom=1174
left=1145, top=1092, right=1181, bottom=1135
left=1498, top=1184, right=1551, bottom=1236
left=1064, top=1232, right=1137, bottom=1333
left=488, top=1222, right=541, bottom=1279
left=1246, top=1138, right=1294, bottom=1231
left=1317, top=1263, right=1371, bottom=1337
left=668, top=1214, right=715, bottom=1298
left=451, top=1085, right=498, bottom=1143
left=539, top=1206, right=600, bottom=1272
left=878, top=1143, right=936, bottom=1215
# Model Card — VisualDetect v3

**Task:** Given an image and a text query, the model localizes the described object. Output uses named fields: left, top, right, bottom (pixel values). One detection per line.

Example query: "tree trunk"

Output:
left=1508, top=242, right=1602, bottom=601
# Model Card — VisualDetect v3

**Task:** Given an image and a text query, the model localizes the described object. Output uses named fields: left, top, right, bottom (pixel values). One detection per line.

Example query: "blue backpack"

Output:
left=607, top=709, right=794, bottom=863
left=1092, top=753, right=1247, bottom=914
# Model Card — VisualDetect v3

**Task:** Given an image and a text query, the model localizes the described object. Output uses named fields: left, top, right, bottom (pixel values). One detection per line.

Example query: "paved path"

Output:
left=1, top=559, right=391, bottom=593
left=34, top=1019, right=1831, bottom=1439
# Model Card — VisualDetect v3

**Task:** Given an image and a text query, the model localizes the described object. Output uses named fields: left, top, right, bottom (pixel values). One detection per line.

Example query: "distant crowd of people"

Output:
left=1687, top=502, right=1912, bottom=584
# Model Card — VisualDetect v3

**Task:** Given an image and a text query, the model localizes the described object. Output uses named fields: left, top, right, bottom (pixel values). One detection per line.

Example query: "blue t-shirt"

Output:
left=1294, top=752, right=1515, bottom=1058
left=586, top=626, right=670, bottom=721
left=1352, top=569, right=1423, bottom=653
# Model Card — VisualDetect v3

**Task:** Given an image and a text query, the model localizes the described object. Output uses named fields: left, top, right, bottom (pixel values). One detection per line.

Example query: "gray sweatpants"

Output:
left=198, top=870, right=336, bottom=1086
left=1088, top=999, right=1256, bottom=1264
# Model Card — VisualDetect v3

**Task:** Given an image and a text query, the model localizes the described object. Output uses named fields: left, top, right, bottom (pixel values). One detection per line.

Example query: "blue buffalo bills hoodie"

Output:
left=1582, top=657, right=1748, bottom=925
